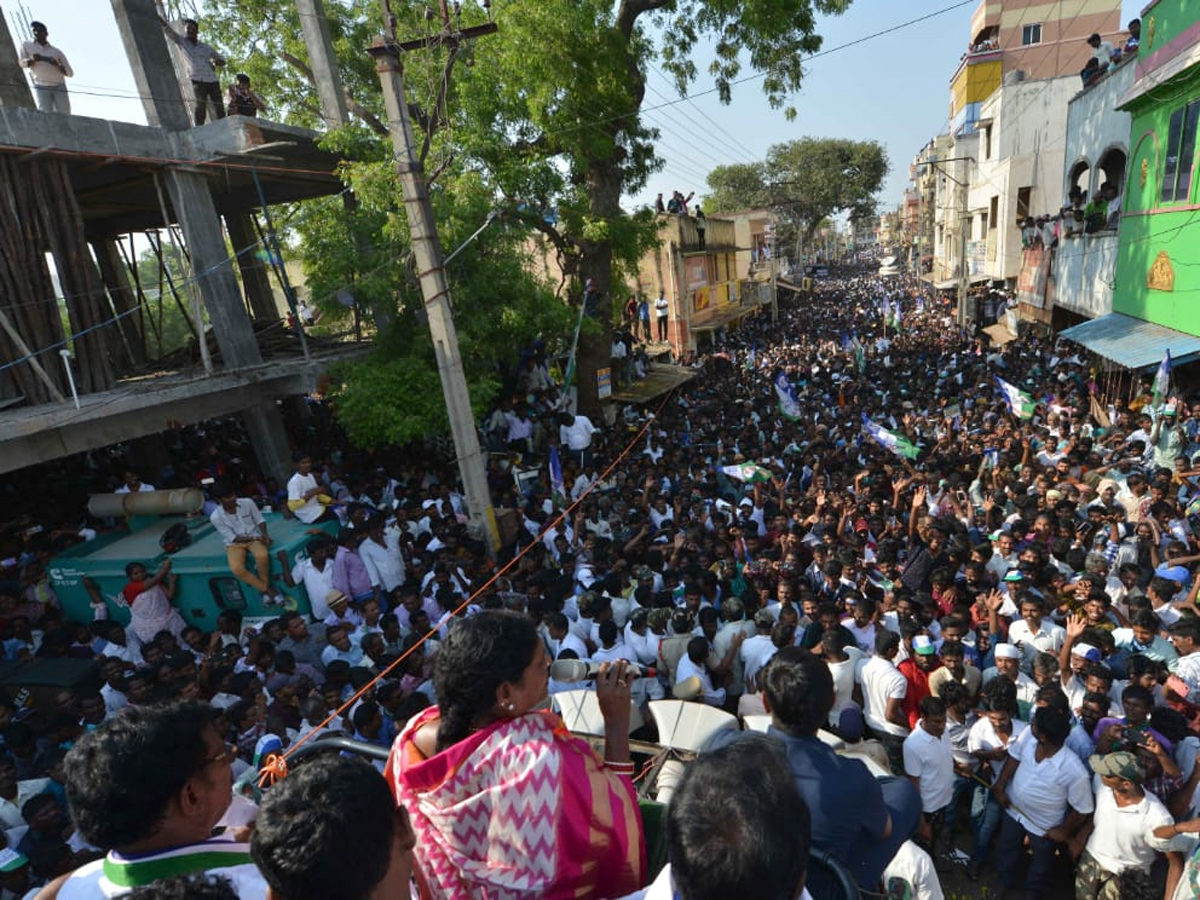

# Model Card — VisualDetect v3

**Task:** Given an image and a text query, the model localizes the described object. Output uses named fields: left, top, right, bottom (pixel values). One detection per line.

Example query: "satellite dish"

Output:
left=335, top=289, right=356, bottom=308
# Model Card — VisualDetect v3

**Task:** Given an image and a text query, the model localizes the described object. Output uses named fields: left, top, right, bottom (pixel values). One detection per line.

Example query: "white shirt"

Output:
left=904, top=722, right=956, bottom=813
left=827, top=647, right=865, bottom=726
left=739, top=633, right=778, bottom=690
left=858, top=655, right=909, bottom=737
left=621, top=863, right=810, bottom=900
left=20, top=39, right=72, bottom=86
left=114, top=482, right=156, bottom=495
left=560, top=415, right=597, bottom=451
left=291, top=558, right=334, bottom=619
left=1007, top=619, right=1065, bottom=672
left=968, top=715, right=1028, bottom=778
left=1006, top=735, right=1094, bottom=836
left=287, top=471, right=326, bottom=524
left=676, top=654, right=725, bottom=707
left=654, top=296, right=669, bottom=316
left=1085, top=777, right=1173, bottom=875
left=209, top=500, right=265, bottom=547
left=358, top=531, right=406, bottom=593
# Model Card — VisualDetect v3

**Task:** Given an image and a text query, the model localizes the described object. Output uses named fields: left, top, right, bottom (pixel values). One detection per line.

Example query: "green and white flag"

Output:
left=720, top=463, right=773, bottom=483
left=995, top=376, right=1036, bottom=419
left=861, top=413, right=919, bottom=460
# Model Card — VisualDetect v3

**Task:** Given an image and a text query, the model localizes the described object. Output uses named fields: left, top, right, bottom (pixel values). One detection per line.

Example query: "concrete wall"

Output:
left=971, top=76, right=1076, bottom=281
left=1062, top=61, right=1135, bottom=199
left=1052, top=231, right=1119, bottom=318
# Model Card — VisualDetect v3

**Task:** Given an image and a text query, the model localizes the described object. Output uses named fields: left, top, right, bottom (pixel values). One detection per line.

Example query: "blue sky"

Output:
left=5, top=0, right=1141, bottom=214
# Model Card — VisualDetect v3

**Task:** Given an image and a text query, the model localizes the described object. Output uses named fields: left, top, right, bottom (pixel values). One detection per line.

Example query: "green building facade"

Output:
left=1114, top=0, right=1200, bottom=335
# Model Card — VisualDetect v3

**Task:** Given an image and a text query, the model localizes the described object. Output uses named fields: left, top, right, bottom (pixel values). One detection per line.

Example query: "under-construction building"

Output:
left=0, top=0, right=364, bottom=482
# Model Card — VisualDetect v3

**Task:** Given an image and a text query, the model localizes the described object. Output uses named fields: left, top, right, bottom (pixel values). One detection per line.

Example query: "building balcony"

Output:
left=1052, top=231, right=1119, bottom=319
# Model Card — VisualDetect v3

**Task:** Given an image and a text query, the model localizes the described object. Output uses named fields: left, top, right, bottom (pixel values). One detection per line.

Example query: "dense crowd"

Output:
left=2, top=270, right=1200, bottom=899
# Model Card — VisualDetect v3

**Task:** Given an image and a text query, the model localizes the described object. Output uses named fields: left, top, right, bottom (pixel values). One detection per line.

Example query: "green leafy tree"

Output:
left=766, top=138, right=889, bottom=262
left=703, top=164, right=772, bottom=214
left=200, top=0, right=857, bottom=430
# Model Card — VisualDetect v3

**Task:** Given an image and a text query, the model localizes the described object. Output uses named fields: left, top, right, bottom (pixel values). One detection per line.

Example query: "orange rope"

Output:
left=260, top=387, right=679, bottom=786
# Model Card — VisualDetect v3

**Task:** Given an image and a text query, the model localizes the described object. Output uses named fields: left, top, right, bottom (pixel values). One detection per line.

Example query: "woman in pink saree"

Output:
left=385, top=611, right=646, bottom=899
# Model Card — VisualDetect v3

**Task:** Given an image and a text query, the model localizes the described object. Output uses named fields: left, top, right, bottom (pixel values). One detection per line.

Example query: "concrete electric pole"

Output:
left=369, top=0, right=500, bottom=551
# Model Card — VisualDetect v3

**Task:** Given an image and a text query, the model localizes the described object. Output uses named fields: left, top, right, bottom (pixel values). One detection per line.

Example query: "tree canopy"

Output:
left=196, top=0, right=858, bottom=436
left=706, top=138, right=888, bottom=259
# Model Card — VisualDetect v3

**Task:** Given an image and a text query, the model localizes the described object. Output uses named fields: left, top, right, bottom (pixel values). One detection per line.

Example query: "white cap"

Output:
left=993, top=643, right=1021, bottom=660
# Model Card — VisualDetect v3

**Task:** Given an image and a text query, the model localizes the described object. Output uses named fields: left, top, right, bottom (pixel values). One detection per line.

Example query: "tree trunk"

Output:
left=576, top=155, right=625, bottom=418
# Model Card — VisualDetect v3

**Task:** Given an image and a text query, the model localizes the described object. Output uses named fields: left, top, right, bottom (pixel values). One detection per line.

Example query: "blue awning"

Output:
left=1058, top=313, right=1200, bottom=371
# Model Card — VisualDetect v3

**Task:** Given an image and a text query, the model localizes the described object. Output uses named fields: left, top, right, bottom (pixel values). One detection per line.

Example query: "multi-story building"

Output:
left=1061, top=0, right=1200, bottom=368
left=968, top=74, right=1079, bottom=284
left=1049, top=60, right=1135, bottom=324
left=950, top=0, right=1125, bottom=135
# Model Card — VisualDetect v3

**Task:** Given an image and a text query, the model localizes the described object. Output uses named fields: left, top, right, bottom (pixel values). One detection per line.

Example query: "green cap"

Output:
left=1090, top=750, right=1146, bottom=782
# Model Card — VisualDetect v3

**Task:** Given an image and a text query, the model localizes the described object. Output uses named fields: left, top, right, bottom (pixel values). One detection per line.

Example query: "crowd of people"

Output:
left=3, top=268, right=1200, bottom=898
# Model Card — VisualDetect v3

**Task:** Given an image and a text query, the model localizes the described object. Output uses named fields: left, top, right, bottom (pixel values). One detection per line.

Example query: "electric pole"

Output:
left=369, top=0, right=500, bottom=551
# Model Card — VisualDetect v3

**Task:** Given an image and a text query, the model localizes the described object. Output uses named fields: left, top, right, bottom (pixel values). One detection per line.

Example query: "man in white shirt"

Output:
left=993, top=706, right=1095, bottom=898
left=358, top=517, right=406, bottom=601
left=20, top=21, right=72, bottom=114
left=210, top=483, right=281, bottom=603
left=286, top=452, right=333, bottom=524
left=558, top=412, right=598, bottom=465
left=1075, top=751, right=1174, bottom=898
left=982, top=642, right=1039, bottom=720
left=675, top=637, right=725, bottom=707
left=654, top=290, right=670, bottom=342
left=903, top=695, right=956, bottom=851
left=858, top=630, right=910, bottom=771
left=1008, top=594, right=1065, bottom=674
left=157, top=15, right=227, bottom=126
left=739, top=611, right=781, bottom=691
left=279, top=538, right=337, bottom=620
left=114, top=470, right=155, bottom=494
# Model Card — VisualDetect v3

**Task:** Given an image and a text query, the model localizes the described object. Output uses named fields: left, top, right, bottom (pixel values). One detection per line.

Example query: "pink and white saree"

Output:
left=386, top=706, right=646, bottom=899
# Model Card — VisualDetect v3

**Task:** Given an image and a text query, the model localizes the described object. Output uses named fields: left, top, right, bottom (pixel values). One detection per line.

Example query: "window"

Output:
left=1022, top=23, right=1042, bottom=45
left=1162, top=100, right=1200, bottom=203
left=984, top=126, right=993, bottom=160
left=1016, top=187, right=1032, bottom=219
left=989, top=196, right=999, bottom=230
left=1098, top=148, right=1127, bottom=195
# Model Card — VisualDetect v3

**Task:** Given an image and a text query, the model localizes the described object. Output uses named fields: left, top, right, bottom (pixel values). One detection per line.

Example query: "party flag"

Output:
left=774, top=371, right=802, bottom=421
left=1153, top=349, right=1172, bottom=407
left=995, top=376, right=1036, bottom=419
left=860, top=413, right=919, bottom=460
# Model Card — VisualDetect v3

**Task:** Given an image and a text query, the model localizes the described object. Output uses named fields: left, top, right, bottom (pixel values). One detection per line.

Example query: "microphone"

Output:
left=550, top=659, right=656, bottom=683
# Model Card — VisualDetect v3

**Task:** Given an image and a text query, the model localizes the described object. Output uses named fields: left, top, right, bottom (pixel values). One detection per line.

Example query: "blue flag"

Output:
left=775, top=371, right=802, bottom=421
left=1153, top=349, right=1172, bottom=406
left=548, top=445, right=565, bottom=501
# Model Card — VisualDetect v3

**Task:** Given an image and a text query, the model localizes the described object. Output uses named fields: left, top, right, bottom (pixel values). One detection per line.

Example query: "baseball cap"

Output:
left=993, top=643, right=1021, bottom=660
left=1089, top=750, right=1146, bottom=782
left=1003, top=570, right=1024, bottom=583
left=1157, top=565, right=1190, bottom=583
left=913, top=635, right=936, bottom=656
left=1071, top=642, right=1102, bottom=662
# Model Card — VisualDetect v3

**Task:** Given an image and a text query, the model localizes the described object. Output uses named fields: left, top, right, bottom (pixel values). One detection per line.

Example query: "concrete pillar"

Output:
left=295, top=0, right=350, bottom=128
left=242, top=402, right=291, bottom=484
left=0, top=13, right=34, bottom=108
left=163, top=169, right=263, bottom=368
left=224, top=213, right=279, bottom=322
left=92, top=239, right=146, bottom=366
left=110, top=0, right=189, bottom=131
